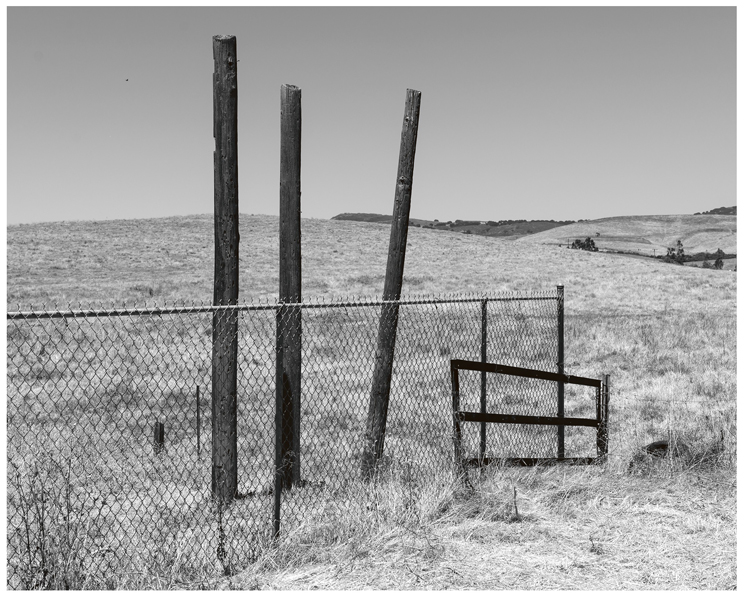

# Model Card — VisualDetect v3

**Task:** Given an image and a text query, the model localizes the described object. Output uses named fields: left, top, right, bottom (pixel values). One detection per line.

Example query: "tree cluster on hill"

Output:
left=659, top=242, right=733, bottom=268
left=703, top=249, right=726, bottom=270
left=694, top=206, right=736, bottom=216
left=688, top=249, right=735, bottom=263
left=663, top=240, right=686, bottom=264
left=569, top=237, right=598, bottom=252
left=484, top=219, right=575, bottom=227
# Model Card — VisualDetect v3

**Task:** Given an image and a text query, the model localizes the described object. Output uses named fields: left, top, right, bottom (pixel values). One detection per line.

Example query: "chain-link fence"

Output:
left=7, top=290, right=563, bottom=589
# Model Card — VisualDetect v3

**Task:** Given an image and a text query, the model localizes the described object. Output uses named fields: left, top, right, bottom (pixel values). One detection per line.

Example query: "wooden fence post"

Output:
left=153, top=420, right=165, bottom=455
left=212, top=34, right=239, bottom=503
left=277, top=83, right=303, bottom=493
left=361, top=89, right=421, bottom=480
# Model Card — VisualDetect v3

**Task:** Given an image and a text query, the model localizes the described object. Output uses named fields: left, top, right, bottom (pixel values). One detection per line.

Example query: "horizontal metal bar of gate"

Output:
left=456, top=410, right=599, bottom=428
left=451, top=359, right=600, bottom=388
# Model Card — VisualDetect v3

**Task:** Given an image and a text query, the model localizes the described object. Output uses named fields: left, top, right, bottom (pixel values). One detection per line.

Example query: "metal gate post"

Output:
left=596, top=377, right=607, bottom=459
left=479, top=298, right=488, bottom=465
left=557, top=285, right=565, bottom=459
left=601, top=374, right=610, bottom=457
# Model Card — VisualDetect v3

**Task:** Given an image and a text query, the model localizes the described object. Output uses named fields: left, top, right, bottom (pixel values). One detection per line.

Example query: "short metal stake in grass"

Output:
left=196, top=385, right=201, bottom=457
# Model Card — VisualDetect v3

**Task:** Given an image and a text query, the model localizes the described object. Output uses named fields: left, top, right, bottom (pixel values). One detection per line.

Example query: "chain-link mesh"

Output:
left=7, top=291, right=561, bottom=589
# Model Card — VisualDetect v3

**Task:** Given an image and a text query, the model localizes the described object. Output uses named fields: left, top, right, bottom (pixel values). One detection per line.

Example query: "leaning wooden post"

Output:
left=276, top=84, right=303, bottom=495
left=361, top=89, right=421, bottom=480
left=212, top=34, right=239, bottom=503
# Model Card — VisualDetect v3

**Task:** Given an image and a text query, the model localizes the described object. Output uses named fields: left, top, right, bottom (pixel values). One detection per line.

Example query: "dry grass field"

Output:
left=6, top=214, right=737, bottom=590
left=518, top=213, right=736, bottom=258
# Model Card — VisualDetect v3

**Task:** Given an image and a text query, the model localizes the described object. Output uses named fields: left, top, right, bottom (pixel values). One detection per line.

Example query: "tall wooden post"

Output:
left=361, top=89, right=421, bottom=480
left=276, top=84, right=302, bottom=497
left=212, top=34, right=239, bottom=503
left=556, top=285, right=565, bottom=460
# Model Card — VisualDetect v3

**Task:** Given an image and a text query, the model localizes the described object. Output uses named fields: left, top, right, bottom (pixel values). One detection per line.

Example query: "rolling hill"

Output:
left=332, top=213, right=573, bottom=239
left=517, top=214, right=736, bottom=257
left=332, top=210, right=737, bottom=255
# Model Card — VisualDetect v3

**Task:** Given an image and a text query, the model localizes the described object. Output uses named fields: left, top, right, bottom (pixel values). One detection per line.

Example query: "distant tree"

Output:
left=665, top=240, right=685, bottom=264
left=676, top=241, right=685, bottom=264
left=715, top=248, right=725, bottom=270
left=702, top=260, right=712, bottom=269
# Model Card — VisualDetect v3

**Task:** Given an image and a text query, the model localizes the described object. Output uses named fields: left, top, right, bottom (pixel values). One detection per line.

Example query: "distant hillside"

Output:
left=331, top=213, right=573, bottom=239
left=332, top=213, right=392, bottom=224
left=694, top=206, right=736, bottom=216
left=518, top=214, right=737, bottom=257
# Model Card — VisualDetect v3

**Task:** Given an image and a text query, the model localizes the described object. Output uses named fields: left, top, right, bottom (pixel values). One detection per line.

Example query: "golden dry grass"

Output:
left=224, top=466, right=735, bottom=590
left=6, top=214, right=737, bottom=590
left=517, top=213, right=736, bottom=256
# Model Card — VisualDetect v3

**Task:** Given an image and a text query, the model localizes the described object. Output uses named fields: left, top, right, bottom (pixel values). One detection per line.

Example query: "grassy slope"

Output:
left=6, top=215, right=737, bottom=589
left=6, top=214, right=737, bottom=312
left=518, top=214, right=737, bottom=256
left=333, top=212, right=571, bottom=238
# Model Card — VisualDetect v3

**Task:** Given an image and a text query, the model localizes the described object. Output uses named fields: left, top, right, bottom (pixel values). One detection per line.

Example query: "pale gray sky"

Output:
left=6, top=6, right=737, bottom=224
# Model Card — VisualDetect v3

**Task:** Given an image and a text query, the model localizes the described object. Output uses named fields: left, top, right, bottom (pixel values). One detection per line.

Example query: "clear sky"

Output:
left=6, top=5, right=737, bottom=224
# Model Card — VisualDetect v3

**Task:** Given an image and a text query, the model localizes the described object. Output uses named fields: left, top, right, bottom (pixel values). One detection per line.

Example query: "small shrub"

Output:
left=8, top=456, right=105, bottom=589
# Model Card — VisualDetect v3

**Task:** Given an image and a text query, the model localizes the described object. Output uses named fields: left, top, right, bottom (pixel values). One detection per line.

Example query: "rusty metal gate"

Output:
left=450, top=359, right=609, bottom=479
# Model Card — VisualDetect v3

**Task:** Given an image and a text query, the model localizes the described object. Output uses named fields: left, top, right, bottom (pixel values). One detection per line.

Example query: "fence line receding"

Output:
left=7, top=290, right=591, bottom=589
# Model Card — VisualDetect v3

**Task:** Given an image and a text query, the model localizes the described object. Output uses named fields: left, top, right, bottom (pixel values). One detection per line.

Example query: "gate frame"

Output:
left=450, top=359, right=609, bottom=479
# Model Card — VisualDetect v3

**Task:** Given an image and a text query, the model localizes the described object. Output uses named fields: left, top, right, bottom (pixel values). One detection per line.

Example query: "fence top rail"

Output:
left=451, top=359, right=601, bottom=388
left=7, top=289, right=560, bottom=320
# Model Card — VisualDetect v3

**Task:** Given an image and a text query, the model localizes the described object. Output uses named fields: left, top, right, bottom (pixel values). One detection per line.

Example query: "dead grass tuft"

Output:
left=223, top=462, right=735, bottom=590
